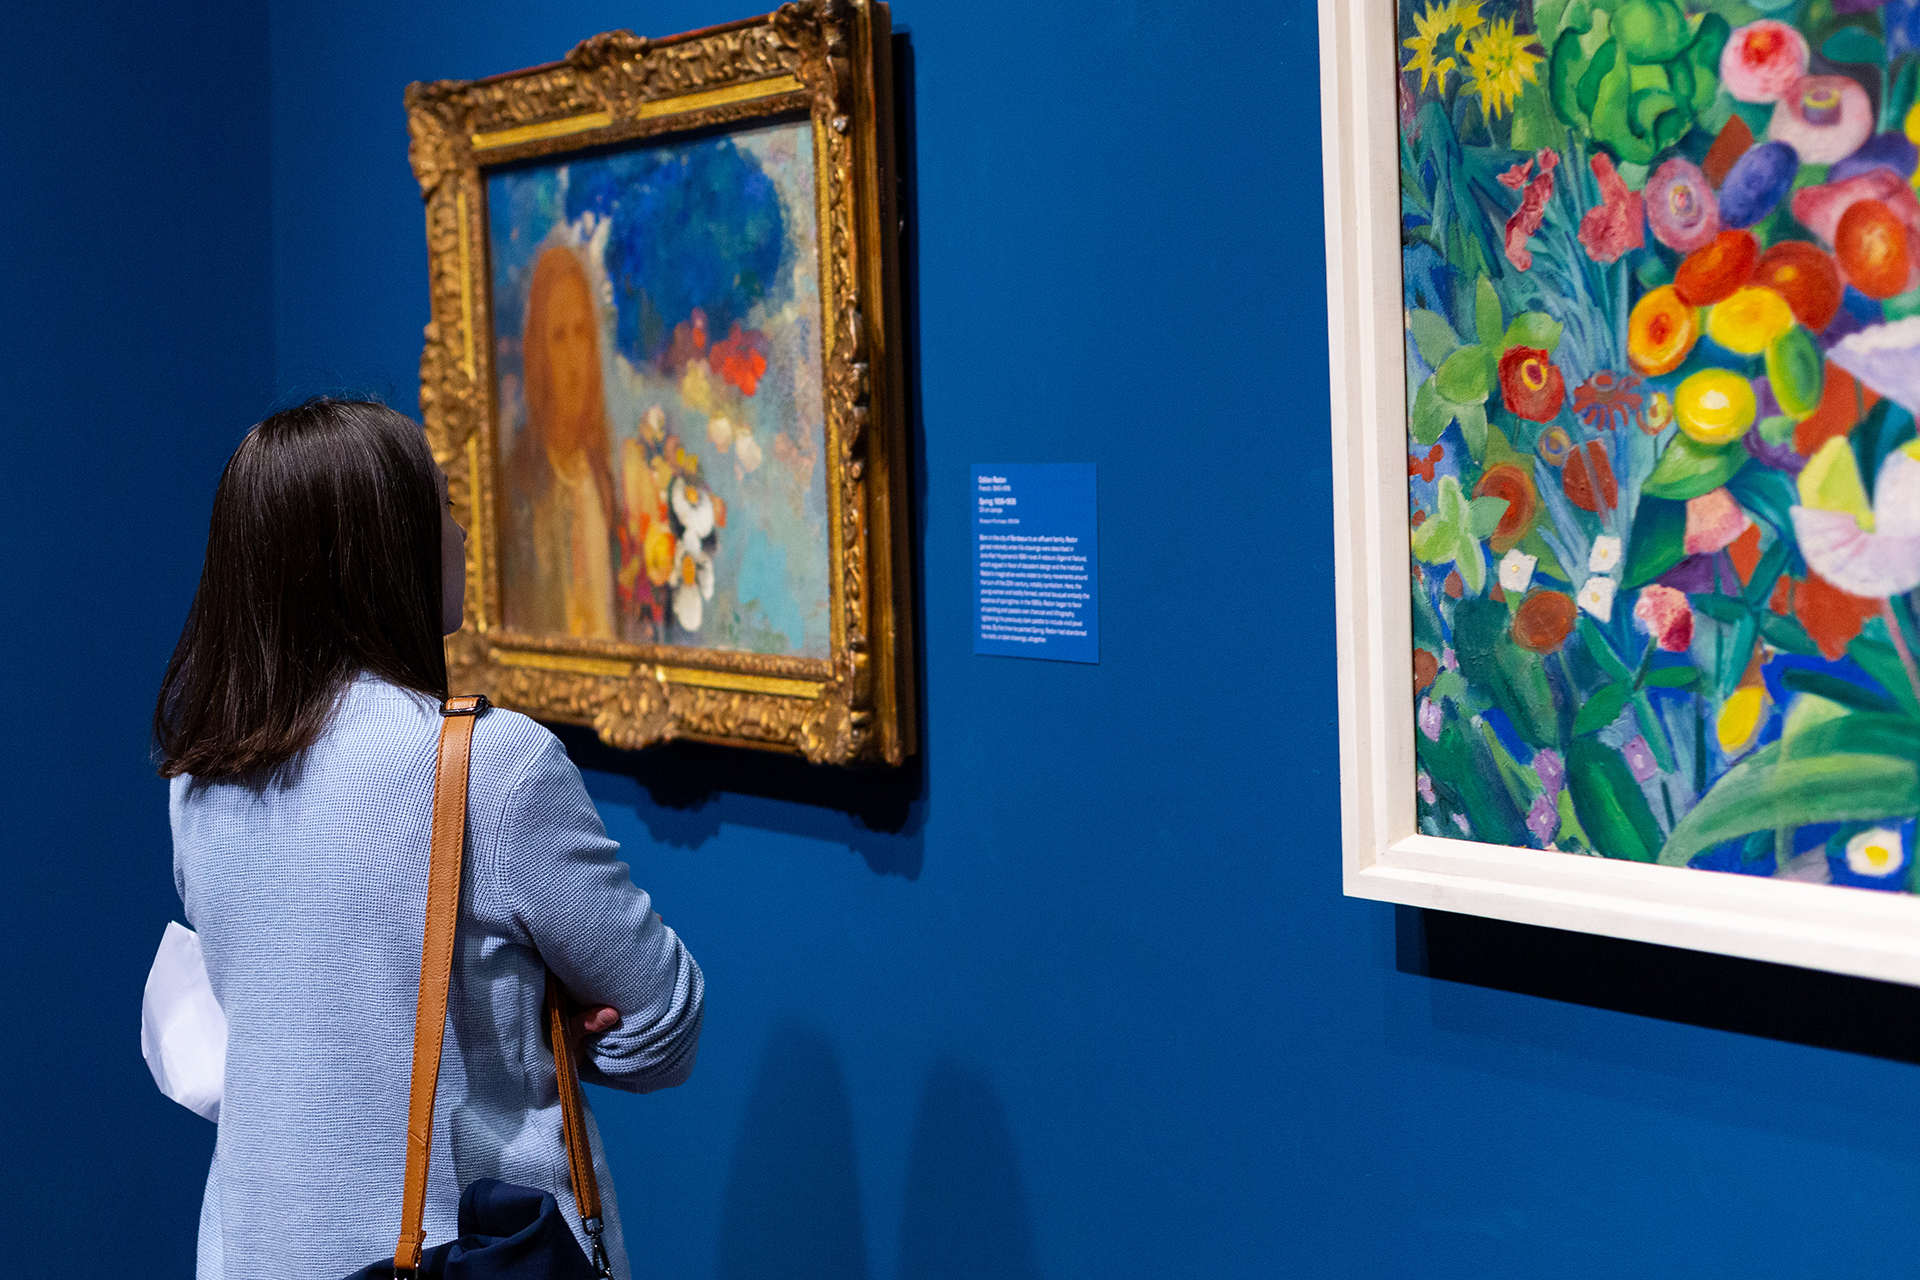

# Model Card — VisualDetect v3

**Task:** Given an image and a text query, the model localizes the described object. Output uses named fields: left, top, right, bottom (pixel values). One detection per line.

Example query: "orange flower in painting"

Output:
left=1410, top=443, right=1444, bottom=482
left=1561, top=440, right=1618, bottom=513
left=709, top=322, right=770, bottom=396
left=1513, top=590, right=1577, bottom=652
left=1674, top=230, right=1759, bottom=306
left=1474, top=463, right=1538, bottom=553
left=1794, top=361, right=1880, bottom=457
left=1773, top=570, right=1883, bottom=661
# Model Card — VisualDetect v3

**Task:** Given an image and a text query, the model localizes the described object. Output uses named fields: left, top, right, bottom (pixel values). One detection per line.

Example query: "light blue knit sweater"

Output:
left=171, top=676, right=703, bottom=1279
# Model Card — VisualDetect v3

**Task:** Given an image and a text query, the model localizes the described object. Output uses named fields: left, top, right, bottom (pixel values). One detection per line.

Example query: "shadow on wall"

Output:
left=1400, top=906, right=1920, bottom=1065
left=712, top=1030, right=1041, bottom=1280
left=896, top=1057, right=1042, bottom=1280
left=715, top=1023, right=871, bottom=1280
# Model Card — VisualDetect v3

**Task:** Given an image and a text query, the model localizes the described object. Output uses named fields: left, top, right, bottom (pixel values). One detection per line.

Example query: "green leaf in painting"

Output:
left=1573, top=683, right=1630, bottom=735
left=1408, top=309, right=1462, bottom=369
left=1822, top=26, right=1886, bottom=68
left=1780, top=669, right=1902, bottom=716
left=1577, top=615, right=1633, bottom=682
left=1412, top=475, right=1470, bottom=565
left=1568, top=736, right=1664, bottom=862
left=1503, top=311, right=1564, bottom=355
left=1852, top=399, right=1917, bottom=495
left=1411, top=377, right=1452, bottom=445
left=1455, top=400, right=1489, bottom=462
left=1714, top=611, right=1759, bottom=699
left=1848, top=634, right=1920, bottom=720
left=1644, top=433, right=1748, bottom=499
left=1622, top=496, right=1686, bottom=588
left=1659, top=753, right=1920, bottom=866
left=1437, top=344, right=1492, bottom=405
left=1740, top=535, right=1791, bottom=607
left=1454, top=597, right=1559, bottom=748
left=1689, top=592, right=1748, bottom=625
left=1781, top=712, right=1920, bottom=762
left=1641, top=665, right=1702, bottom=689
left=1475, top=277, right=1504, bottom=354
left=1469, top=496, right=1510, bottom=540
left=1757, top=611, right=1821, bottom=657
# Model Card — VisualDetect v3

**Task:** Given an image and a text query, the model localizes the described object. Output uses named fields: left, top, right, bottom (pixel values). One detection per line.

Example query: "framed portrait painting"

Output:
left=1322, top=0, right=1920, bottom=981
left=407, top=1, right=914, bottom=765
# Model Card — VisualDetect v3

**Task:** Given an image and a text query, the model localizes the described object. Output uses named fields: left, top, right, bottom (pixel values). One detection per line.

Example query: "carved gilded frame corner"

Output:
left=405, top=2, right=914, bottom=766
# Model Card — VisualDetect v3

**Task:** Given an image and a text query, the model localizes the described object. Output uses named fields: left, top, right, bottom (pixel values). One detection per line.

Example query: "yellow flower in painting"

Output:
left=643, top=520, right=677, bottom=587
left=1403, top=2, right=1460, bottom=93
left=1463, top=17, right=1542, bottom=119
left=1447, top=0, right=1486, bottom=33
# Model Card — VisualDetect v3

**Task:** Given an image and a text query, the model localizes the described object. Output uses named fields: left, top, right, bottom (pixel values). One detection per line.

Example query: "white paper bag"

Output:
left=140, top=922, right=226, bottom=1122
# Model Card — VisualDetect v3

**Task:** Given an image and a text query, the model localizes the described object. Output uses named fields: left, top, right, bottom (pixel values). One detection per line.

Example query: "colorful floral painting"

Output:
left=489, top=119, right=830, bottom=658
left=1398, top=0, right=1920, bottom=888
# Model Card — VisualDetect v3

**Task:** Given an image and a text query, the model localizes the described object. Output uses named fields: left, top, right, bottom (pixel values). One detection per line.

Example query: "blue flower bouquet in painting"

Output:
left=1397, top=0, right=1920, bottom=889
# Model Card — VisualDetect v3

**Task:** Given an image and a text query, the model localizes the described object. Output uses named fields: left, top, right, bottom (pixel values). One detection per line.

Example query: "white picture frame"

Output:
left=1317, top=0, right=1920, bottom=987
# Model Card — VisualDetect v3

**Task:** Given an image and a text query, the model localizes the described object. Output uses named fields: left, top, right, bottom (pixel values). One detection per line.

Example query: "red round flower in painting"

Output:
left=1562, top=440, right=1619, bottom=512
left=1498, top=346, right=1567, bottom=421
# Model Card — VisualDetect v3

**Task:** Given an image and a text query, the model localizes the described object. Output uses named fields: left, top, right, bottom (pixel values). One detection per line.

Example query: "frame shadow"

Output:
left=1398, top=905, right=1920, bottom=1065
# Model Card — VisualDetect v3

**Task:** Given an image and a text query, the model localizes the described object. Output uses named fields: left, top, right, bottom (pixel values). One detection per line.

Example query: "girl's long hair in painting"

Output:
left=516, top=244, right=616, bottom=528
left=153, top=397, right=449, bottom=783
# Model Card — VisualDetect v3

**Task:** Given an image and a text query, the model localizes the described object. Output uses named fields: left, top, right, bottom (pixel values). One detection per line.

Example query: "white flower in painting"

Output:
left=639, top=403, right=667, bottom=443
left=671, top=476, right=716, bottom=541
left=1845, top=826, right=1907, bottom=879
left=1499, top=548, right=1537, bottom=593
left=1578, top=575, right=1617, bottom=621
left=671, top=539, right=716, bottom=631
left=1789, top=438, right=1920, bottom=598
left=1588, top=535, right=1622, bottom=574
left=707, top=415, right=735, bottom=453
left=734, top=427, right=764, bottom=474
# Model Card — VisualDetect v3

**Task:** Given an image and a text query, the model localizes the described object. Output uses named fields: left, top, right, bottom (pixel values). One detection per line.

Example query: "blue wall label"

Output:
left=972, top=463, right=1098, bottom=663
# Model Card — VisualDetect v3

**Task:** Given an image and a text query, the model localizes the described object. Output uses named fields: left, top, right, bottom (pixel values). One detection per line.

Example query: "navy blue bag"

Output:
left=346, top=698, right=612, bottom=1279
left=346, top=1180, right=599, bottom=1280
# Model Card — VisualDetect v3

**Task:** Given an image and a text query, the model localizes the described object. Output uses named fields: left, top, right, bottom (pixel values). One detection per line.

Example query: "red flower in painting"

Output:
left=1571, top=371, right=1646, bottom=434
left=1500, top=148, right=1559, bottom=271
left=1409, top=443, right=1443, bottom=482
left=1579, top=152, right=1645, bottom=264
left=1562, top=440, right=1619, bottom=512
left=1498, top=346, right=1566, bottom=421
left=709, top=322, right=770, bottom=397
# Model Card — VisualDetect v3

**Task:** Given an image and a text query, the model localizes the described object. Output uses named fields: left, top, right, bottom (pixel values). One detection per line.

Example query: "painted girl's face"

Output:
left=543, top=271, right=598, bottom=454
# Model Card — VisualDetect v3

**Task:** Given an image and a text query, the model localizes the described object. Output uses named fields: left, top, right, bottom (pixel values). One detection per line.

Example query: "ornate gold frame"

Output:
left=405, top=1, right=914, bottom=765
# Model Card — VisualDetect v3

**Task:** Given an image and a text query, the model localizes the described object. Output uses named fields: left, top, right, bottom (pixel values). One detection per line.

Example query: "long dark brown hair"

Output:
left=154, top=397, right=449, bottom=782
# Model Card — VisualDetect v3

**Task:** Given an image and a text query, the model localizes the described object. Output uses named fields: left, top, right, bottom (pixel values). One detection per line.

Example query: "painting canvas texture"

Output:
left=489, top=117, right=830, bottom=659
left=1397, top=0, right=1920, bottom=888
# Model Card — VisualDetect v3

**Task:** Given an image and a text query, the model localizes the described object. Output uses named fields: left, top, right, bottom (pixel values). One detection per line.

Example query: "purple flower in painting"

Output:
left=1526, top=793, right=1559, bottom=843
left=1834, top=0, right=1888, bottom=13
left=1417, top=770, right=1436, bottom=804
left=1419, top=697, right=1444, bottom=742
left=1442, top=646, right=1459, bottom=671
left=1451, top=812, right=1474, bottom=837
left=1533, top=747, right=1565, bottom=797
left=1622, top=735, right=1658, bottom=782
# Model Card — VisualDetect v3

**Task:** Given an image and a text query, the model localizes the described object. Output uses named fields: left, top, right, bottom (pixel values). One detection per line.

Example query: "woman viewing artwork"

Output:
left=154, top=398, right=703, bottom=1278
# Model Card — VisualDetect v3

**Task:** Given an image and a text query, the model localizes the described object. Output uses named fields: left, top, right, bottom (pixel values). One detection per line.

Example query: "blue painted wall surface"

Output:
left=0, top=3, right=271, bottom=1274
left=10, top=1, right=1920, bottom=1276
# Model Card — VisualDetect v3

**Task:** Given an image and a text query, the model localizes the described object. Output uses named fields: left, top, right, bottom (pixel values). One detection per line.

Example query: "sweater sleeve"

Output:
left=489, top=735, right=704, bottom=1093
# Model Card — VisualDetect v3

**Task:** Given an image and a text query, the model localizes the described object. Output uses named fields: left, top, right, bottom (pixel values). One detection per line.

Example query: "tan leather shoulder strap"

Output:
left=393, top=694, right=487, bottom=1275
left=546, top=971, right=603, bottom=1225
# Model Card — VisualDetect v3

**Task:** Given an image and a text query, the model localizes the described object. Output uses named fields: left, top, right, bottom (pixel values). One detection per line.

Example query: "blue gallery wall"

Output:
left=8, top=1, right=1920, bottom=1277
left=0, top=3, right=271, bottom=1275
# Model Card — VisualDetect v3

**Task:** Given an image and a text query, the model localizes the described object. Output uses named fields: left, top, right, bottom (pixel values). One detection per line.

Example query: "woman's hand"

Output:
left=568, top=1005, right=619, bottom=1043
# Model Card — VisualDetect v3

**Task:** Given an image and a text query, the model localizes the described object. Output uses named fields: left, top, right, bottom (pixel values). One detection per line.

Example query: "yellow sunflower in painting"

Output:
left=1403, top=1, right=1489, bottom=95
left=1403, top=2, right=1461, bottom=93
left=1462, top=16, right=1542, bottom=119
